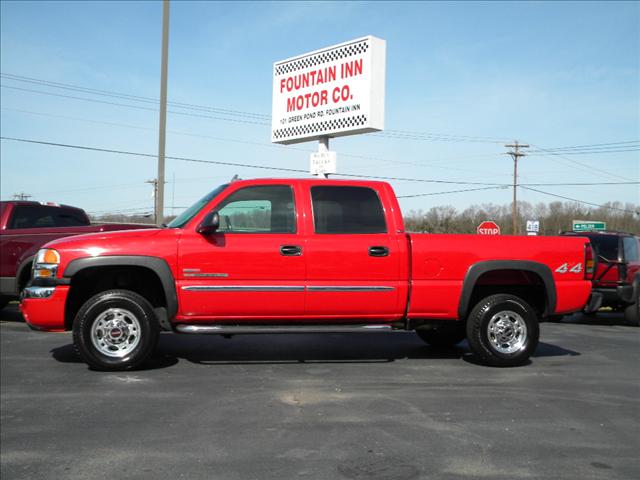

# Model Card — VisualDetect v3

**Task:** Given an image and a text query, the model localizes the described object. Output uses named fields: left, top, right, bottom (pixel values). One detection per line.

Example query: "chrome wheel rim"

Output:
left=90, top=308, right=141, bottom=358
left=487, top=310, right=527, bottom=354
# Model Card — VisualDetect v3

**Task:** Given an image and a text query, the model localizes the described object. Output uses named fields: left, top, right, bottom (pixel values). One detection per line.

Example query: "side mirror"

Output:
left=197, top=211, right=220, bottom=234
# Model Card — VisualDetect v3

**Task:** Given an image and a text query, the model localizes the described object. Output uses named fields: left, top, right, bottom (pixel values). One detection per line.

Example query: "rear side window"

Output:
left=311, top=186, right=387, bottom=234
left=8, top=205, right=89, bottom=229
left=623, top=237, right=639, bottom=262
left=588, top=235, right=619, bottom=261
left=215, top=185, right=296, bottom=233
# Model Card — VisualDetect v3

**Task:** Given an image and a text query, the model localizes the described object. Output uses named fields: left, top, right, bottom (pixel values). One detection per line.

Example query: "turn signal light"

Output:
left=33, top=248, right=61, bottom=279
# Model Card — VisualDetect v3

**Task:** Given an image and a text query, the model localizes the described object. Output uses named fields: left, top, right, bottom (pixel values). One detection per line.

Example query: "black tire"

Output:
left=466, top=294, right=539, bottom=367
left=73, top=289, right=159, bottom=371
left=623, top=299, right=639, bottom=326
left=416, top=323, right=466, bottom=347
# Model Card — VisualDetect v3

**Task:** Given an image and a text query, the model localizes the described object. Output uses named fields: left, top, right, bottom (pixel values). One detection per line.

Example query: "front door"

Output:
left=178, top=183, right=305, bottom=320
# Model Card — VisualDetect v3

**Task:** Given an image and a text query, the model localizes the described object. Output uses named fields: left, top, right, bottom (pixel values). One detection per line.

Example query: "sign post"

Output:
left=477, top=221, right=501, bottom=235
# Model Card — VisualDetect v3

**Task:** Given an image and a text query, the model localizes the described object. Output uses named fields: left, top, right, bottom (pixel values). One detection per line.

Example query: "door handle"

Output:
left=280, top=245, right=302, bottom=256
left=369, top=246, right=389, bottom=257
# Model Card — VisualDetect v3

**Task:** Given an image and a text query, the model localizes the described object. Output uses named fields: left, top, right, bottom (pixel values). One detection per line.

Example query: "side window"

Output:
left=9, top=206, right=54, bottom=229
left=623, top=237, right=639, bottom=262
left=311, top=186, right=387, bottom=234
left=9, top=206, right=89, bottom=229
left=215, top=185, right=296, bottom=233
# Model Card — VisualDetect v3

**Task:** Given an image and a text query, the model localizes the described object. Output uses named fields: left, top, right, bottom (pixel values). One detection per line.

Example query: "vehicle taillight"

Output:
left=584, top=242, right=595, bottom=280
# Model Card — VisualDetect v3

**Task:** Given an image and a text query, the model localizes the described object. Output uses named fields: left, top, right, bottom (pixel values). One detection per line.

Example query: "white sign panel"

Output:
left=272, top=36, right=386, bottom=145
left=526, top=220, right=540, bottom=233
left=310, top=151, right=337, bottom=176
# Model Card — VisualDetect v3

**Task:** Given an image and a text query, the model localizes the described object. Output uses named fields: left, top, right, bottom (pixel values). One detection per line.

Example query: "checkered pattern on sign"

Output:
left=275, top=41, right=369, bottom=75
left=272, top=115, right=368, bottom=140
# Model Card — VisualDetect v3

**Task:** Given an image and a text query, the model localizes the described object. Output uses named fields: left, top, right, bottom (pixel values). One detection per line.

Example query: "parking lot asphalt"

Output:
left=1, top=304, right=639, bottom=480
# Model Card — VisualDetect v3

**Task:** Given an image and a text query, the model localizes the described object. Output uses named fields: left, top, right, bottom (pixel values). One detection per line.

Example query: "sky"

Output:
left=1, top=0, right=638, bottom=220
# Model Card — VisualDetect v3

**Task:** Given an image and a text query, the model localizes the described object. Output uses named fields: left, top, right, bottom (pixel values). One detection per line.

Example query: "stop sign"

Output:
left=477, top=221, right=501, bottom=235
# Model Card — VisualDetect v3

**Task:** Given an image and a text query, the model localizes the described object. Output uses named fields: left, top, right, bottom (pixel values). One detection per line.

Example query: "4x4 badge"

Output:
left=556, top=263, right=583, bottom=274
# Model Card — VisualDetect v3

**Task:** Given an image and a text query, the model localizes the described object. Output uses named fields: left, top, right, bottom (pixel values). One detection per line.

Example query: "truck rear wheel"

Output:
left=73, top=289, right=159, bottom=371
left=466, top=294, right=539, bottom=367
left=416, top=323, right=466, bottom=347
left=623, top=298, right=639, bottom=326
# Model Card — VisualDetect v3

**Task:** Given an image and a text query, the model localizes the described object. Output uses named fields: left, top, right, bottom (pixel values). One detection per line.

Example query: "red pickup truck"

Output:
left=20, top=179, right=597, bottom=370
left=0, top=200, right=152, bottom=308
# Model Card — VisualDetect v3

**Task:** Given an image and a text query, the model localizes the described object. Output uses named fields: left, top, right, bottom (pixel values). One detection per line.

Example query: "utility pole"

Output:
left=12, top=192, right=32, bottom=201
left=146, top=179, right=158, bottom=224
left=505, top=140, right=529, bottom=235
left=156, top=0, right=170, bottom=226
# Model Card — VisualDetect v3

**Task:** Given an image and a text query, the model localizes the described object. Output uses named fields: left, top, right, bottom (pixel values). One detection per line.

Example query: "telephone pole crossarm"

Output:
left=505, top=141, right=530, bottom=235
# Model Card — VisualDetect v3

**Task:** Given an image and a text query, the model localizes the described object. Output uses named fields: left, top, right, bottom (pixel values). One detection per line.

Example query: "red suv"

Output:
left=562, top=231, right=639, bottom=325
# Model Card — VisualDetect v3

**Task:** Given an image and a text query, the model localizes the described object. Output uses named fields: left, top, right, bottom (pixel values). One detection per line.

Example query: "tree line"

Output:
left=404, top=200, right=639, bottom=235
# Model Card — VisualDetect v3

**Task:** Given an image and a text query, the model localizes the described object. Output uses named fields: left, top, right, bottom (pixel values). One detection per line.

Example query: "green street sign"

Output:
left=572, top=220, right=606, bottom=232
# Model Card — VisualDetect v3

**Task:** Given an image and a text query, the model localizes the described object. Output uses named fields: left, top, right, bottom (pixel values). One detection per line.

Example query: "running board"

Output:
left=174, top=324, right=395, bottom=335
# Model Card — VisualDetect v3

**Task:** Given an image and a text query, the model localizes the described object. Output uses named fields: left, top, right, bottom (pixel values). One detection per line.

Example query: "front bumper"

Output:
left=20, top=286, right=69, bottom=331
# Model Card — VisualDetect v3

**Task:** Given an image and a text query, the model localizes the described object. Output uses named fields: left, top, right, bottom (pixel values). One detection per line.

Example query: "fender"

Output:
left=63, top=256, right=178, bottom=319
left=16, top=255, right=36, bottom=293
left=458, top=260, right=557, bottom=319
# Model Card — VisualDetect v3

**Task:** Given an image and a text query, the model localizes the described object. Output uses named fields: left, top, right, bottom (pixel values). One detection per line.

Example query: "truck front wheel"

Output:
left=73, top=289, right=159, bottom=371
left=466, top=294, right=539, bottom=367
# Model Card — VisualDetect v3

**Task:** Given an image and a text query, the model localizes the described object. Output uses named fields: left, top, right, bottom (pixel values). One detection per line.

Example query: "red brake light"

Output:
left=584, top=242, right=595, bottom=280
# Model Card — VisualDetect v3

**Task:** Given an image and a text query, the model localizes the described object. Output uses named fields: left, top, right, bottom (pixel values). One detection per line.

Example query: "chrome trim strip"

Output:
left=184, top=273, right=229, bottom=278
left=182, top=286, right=304, bottom=292
left=21, top=286, right=55, bottom=299
left=307, top=286, right=395, bottom=292
left=176, top=324, right=393, bottom=334
left=181, top=285, right=394, bottom=292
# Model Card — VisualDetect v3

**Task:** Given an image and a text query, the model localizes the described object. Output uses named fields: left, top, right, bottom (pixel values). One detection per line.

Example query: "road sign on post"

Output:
left=310, top=150, right=337, bottom=176
left=572, top=220, right=606, bottom=232
left=477, top=221, right=501, bottom=235
left=526, top=220, right=540, bottom=236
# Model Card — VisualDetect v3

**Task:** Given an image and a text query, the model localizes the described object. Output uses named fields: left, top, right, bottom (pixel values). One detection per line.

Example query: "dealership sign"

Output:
left=272, top=36, right=386, bottom=145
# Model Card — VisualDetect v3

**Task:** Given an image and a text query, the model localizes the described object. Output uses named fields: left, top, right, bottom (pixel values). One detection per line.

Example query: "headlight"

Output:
left=33, top=248, right=60, bottom=278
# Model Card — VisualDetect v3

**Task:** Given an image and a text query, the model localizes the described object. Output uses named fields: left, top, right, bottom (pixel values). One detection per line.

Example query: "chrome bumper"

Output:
left=21, top=286, right=55, bottom=300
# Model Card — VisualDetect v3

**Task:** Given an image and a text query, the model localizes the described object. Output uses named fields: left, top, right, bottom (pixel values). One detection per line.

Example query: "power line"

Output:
left=528, top=144, right=631, bottom=182
left=397, top=186, right=509, bottom=198
left=0, top=136, right=510, bottom=186
left=0, top=72, right=270, bottom=120
left=519, top=186, right=639, bottom=215
left=0, top=84, right=271, bottom=126
left=1, top=107, right=515, bottom=178
left=0, top=72, right=512, bottom=144
left=530, top=140, right=640, bottom=152
left=529, top=147, right=640, bottom=155
left=2, top=136, right=636, bottom=189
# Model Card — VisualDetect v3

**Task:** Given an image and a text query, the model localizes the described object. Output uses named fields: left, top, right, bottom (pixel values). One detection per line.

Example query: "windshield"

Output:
left=167, top=184, right=228, bottom=228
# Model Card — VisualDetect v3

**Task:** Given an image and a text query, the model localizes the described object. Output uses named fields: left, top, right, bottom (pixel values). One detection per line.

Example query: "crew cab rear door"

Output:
left=303, top=183, right=405, bottom=320
left=177, top=182, right=305, bottom=319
